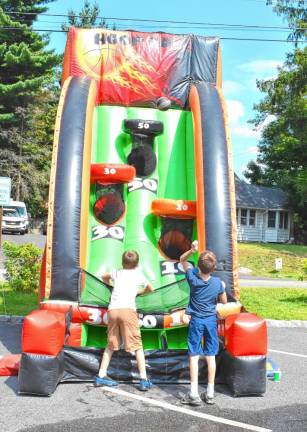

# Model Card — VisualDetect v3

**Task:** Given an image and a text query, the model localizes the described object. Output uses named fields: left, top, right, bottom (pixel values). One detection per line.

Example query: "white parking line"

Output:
left=102, top=387, right=271, bottom=432
left=269, top=349, right=307, bottom=358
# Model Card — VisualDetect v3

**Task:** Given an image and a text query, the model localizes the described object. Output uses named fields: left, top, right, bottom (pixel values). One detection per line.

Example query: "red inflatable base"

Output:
left=225, top=313, right=267, bottom=356
left=0, top=354, right=21, bottom=376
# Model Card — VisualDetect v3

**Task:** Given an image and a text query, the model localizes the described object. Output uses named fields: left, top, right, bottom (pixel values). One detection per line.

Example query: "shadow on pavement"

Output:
left=0, top=322, right=22, bottom=354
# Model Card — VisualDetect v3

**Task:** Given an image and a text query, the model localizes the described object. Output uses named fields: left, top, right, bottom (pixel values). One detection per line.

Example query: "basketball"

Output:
left=156, top=97, right=171, bottom=111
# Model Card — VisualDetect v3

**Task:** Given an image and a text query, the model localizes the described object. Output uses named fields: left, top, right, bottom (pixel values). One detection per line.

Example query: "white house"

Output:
left=235, top=176, right=292, bottom=243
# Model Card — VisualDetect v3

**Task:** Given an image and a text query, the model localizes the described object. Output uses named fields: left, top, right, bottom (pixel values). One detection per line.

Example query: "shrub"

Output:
left=2, top=241, right=42, bottom=293
left=299, top=258, right=307, bottom=281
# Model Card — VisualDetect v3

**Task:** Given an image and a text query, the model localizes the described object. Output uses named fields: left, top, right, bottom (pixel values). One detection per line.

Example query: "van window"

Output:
left=6, top=206, right=27, bottom=217
left=12, top=206, right=27, bottom=217
left=3, top=208, right=19, bottom=217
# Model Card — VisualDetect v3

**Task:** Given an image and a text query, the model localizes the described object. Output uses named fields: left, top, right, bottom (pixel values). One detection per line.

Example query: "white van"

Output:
left=1, top=200, right=29, bottom=235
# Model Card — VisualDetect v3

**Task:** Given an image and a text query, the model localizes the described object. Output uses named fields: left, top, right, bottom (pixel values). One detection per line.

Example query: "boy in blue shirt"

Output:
left=180, top=241, right=227, bottom=406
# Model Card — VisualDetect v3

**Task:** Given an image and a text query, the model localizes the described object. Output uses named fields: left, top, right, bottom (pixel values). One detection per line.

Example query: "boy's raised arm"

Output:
left=179, top=240, right=198, bottom=272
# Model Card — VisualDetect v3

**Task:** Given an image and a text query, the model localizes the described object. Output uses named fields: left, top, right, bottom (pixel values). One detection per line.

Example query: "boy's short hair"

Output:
left=197, top=250, right=216, bottom=274
left=122, top=250, right=139, bottom=269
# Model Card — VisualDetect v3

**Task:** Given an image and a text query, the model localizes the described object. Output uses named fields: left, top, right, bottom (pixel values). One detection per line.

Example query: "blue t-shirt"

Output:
left=185, top=268, right=225, bottom=318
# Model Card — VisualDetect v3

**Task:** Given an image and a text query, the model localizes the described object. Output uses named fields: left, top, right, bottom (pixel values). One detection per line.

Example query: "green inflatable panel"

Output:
left=80, top=106, right=197, bottom=348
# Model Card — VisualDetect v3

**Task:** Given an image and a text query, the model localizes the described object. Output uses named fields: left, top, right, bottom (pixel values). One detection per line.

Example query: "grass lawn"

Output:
left=238, top=242, right=307, bottom=280
left=1, top=281, right=306, bottom=321
left=0, top=283, right=38, bottom=316
left=240, top=287, right=307, bottom=320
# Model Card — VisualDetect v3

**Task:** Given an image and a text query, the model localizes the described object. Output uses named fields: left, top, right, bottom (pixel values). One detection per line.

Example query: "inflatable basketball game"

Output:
left=16, top=28, right=267, bottom=396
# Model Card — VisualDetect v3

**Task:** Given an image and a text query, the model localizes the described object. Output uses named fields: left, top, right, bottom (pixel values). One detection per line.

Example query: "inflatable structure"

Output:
left=17, top=28, right=267, bottom=396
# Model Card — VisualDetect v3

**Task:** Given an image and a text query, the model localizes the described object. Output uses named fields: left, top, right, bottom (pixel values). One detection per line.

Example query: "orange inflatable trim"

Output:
left=152, top=199, right=196, bottom=219
left=90, top=164, right=136, bottom=184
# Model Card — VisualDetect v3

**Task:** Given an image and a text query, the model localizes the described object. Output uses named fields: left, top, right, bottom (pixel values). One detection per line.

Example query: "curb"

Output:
left=265, top=319, right=307, bottom=328
left=0, top=315, right=24, bottom=324
left=0, top=315, right=307, bottom=328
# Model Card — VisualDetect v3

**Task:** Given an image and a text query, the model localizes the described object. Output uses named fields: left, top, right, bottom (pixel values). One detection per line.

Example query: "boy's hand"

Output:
left=138, top=283, right=154, bottom=296
left=191, top=240, right=198, bottom=252
left=102, top=273, right=113, bottom=286
left=179, top=240, right=198, bottom=272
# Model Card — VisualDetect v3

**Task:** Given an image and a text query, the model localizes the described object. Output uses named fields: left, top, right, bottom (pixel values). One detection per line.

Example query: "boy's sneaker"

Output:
left=200, top=392, right=215, bottom=405
left=138, top=379, right=153, bottom=391
left=95, top=375, right=118, bottom=387
left=180, top=392, right=202, bottom=406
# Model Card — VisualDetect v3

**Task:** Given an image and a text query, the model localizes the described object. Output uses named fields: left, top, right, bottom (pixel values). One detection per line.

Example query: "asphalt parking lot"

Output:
left=1, top=322, right=306, bottom=432
left=1, top=233, right=306, bottom=431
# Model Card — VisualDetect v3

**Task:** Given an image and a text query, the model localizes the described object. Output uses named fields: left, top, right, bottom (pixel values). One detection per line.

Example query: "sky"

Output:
left=36, top=0, right=296, bottom=179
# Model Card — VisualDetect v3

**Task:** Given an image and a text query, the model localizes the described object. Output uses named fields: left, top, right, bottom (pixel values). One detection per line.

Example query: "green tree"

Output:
left=25, top=82, right=60, bottom=216
left=62, top=0, right=110, bottom=30
left=0, top=4, right=60, bottom=125
left=0, top=0, right=54, bottom=23
left=0, top=2, right=60, bottom=216
left=246, top=47, right=307, bottom=242
left=266, top=1, right=306, bottom=43
left=243, top=161, right=266, bottom=186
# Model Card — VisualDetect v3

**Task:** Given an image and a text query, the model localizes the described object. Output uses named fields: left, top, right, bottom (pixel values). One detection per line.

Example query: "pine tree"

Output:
left=0, top=3, right=60, bottom=127
left=0, top=1, right=60, bottom=215
left=62, top=0, right=112, bottom=31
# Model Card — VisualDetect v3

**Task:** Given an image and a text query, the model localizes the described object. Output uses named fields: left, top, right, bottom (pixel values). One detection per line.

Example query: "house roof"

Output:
left=235, top=176, right=288, bottom=210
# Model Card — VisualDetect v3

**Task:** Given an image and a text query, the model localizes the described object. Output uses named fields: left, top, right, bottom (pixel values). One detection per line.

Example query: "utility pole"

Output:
left=0, top=206, right=2, bottom=247
left=0, top=177, right=11, bottom=247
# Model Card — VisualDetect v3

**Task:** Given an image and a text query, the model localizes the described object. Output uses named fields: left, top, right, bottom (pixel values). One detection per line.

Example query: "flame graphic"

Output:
left=104, top=59, right=159, bottom=95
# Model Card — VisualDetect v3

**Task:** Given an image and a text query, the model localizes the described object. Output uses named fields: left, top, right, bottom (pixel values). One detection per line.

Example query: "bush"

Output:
left=2, top=241, right=42, bottom=293
left=299, top=258, right=307, bottom=281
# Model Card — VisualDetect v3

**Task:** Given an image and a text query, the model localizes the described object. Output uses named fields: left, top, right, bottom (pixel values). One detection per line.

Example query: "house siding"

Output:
left=236, top=208, right=291, bottom=243
left=277, top=229, right=290, bottom=243
left=235, top=176, right=291, bottom=243
left=237, top=208, right=264, bottom=242
left=237, top=227, right=262, bottom=242
left=264, top=228, right=278, bottom=243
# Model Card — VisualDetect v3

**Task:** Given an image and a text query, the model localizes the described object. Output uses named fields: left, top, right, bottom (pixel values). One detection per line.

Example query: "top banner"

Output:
left=62, top=28, right=220, bottom=108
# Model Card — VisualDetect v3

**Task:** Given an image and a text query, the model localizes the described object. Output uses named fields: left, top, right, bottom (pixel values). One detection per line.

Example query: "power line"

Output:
left=3, top=10, right=307, bottom=31
left=114, top=23, right=298, bottom=33
left=95, top=16, right=307, bottom=32
left=36, top=19, right=298, bottom=33
left=242, top=0, right=307, bottom=3
left=0, top=26, right=66, bottom=33
left=0, top=26, right=306, bottom=43
left=222, top=36, right=305, bottom=42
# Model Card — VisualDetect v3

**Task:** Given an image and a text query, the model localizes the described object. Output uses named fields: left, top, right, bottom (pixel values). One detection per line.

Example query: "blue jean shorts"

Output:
left=188, top=315, right=219, bottom=356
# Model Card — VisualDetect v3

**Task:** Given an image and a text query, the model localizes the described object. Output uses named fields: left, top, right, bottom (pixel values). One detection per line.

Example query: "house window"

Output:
left=279, top=211, right=288, bottom=229
left=268, top=211, right=276, bottom=228
left=240, top=209, right=247, bottom=225
left=249, top=210, right=256, bottom=226
left=238, top=208, right=256, bottom=227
